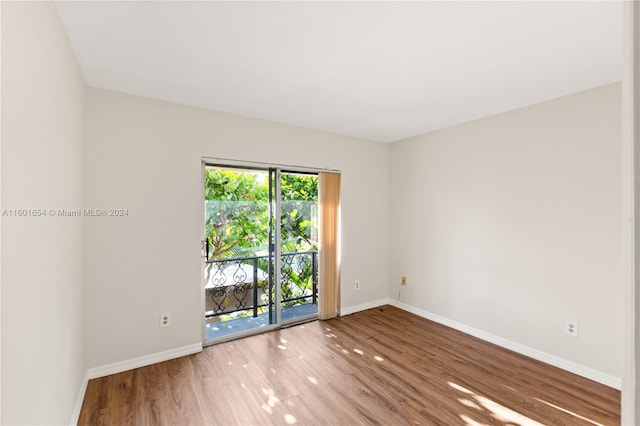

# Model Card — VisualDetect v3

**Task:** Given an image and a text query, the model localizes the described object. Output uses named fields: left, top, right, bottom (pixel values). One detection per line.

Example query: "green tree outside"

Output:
left=204, top=168, right=319, bottom=318
left=204, top=169, right=269, bottom=259
left=204, top=169, right=318, bottom=259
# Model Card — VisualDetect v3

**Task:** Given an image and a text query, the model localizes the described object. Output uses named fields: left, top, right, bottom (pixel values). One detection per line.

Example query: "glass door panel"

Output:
left=202, top=165, right=318, bottom=344
left=279, top=171, right=319, bottom=324
left=203, top=166, right=276, bottom=342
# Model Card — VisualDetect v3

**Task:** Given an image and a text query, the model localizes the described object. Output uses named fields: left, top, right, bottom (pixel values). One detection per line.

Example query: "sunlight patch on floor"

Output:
left=474, top=394, right=544, bottom=425
left=449, top=382, right=544, bottom=426
left=535, top=398, right=604, bottom=426
left=374, top=355, right=384, bottom=362
left=458, top=398, right=482, bottom=410
left=449, top=382, right=473, bottom=394
left=261, top=387, right=281, bottom=414
left=335, top=344, right=349, bottom=354
left=307, top=376, right=318, bottom=385
left=353, top=349, right=364, bottom=355
left=284, top=414, right=297, bottom=424
left=459, top=414, right=485, bottom=425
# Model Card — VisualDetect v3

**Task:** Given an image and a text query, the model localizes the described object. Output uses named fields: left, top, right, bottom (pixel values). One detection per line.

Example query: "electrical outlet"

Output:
left=160, top=313, right=170, bottom=328
left=565, top=320, right=578, bottom=337
left=401, top=276, right=407, bottom=286
left=355, top=280, right=360, bottom=290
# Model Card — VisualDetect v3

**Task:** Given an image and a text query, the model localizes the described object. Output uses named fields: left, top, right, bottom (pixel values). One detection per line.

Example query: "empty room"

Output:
left=2, top=1, right=640, bottom=425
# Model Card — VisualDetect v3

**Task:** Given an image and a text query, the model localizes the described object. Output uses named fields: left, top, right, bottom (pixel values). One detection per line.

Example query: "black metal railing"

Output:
left=204, top=251, right=318, bottom=320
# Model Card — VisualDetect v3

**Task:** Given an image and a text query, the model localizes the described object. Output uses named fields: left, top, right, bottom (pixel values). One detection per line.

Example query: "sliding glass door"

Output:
left=279, top=171, right=319, bottom=324
left=202, top=165, right=318, bottom=344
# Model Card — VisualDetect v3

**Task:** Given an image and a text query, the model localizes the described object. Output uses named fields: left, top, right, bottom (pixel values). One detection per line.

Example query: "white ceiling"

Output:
left=55, top=1, right=622, bottom=143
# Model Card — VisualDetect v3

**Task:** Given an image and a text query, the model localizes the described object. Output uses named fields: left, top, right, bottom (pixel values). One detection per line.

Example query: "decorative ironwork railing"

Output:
left=204, top=251, right=318, bottom=319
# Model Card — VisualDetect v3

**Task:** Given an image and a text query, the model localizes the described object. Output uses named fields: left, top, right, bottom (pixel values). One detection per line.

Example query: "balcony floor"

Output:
left=205, top=302, right=317, bottom=340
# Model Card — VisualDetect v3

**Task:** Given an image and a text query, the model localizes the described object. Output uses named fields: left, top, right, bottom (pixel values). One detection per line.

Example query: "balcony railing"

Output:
left=204, top=251, right=318, bottom=320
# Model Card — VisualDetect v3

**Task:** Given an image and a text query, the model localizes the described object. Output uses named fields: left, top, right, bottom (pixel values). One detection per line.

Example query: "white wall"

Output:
left=83, top=88, right=389, bottom=368
left=389, top=83, right=623, bottom=380
left=1, top=2, right=85, bottom=424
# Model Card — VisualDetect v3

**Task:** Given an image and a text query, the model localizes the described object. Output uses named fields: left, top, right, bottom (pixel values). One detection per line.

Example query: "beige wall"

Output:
left=389, top=83, right=623, bottom=381
left=83, top=88, right=389, bottom=367
left=1, top=1, right=85, bottom=424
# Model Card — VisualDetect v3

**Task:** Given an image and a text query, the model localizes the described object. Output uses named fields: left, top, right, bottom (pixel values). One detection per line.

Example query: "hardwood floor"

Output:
left=79, top=306, right=620, bottom=425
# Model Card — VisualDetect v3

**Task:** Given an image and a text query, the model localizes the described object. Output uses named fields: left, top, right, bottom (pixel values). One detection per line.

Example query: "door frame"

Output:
left=200, top=162, right=279, bottom=345
left=622, top=2, right=639, bottom=423
left=200, top=158, right=337, bottom=345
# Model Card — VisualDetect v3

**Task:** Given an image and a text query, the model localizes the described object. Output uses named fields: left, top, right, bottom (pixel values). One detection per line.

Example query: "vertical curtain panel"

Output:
left=318, top=172, right=341, bottom=320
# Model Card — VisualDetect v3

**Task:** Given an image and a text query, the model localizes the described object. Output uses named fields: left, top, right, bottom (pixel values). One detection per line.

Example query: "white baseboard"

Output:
left=68, top=343, right=203, bottom=425
left=340, top=298, right=392, bottom=316
left=69, top=369, right=90, bottom=426
left=87, top=342, right=203, bottom=380
left=393, top=301, right=622, bottom=390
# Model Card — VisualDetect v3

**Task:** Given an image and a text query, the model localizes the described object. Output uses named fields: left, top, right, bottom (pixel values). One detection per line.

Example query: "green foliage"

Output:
left=205, top=170, right=318, bottom=258
left=204, top=169, right=269, bottom=259
left=280, top=174, right=318, bottom=250
left=205, top=169, right=319, bottom=315
left=279, top=248, right=316, bottom=308
left=280, top=174, right=317, bottom=201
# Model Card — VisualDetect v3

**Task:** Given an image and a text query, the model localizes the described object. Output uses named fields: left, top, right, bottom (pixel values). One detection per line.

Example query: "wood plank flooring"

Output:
left=79, top=306, right=620, bottom=425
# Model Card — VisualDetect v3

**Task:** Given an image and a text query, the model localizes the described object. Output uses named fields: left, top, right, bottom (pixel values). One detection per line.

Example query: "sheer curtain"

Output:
left=318, top=172, right=341, bottom=320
